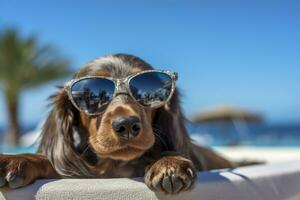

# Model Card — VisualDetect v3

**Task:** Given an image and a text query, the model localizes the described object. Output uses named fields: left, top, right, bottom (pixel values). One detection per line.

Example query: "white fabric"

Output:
left=1, top=161, right=300, bottom=200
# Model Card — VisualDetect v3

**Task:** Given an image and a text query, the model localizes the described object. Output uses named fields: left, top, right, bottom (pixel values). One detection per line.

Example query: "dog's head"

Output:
left=72, top=54, right=157, bottom=161
left=39, top=54, right=192, bottom=177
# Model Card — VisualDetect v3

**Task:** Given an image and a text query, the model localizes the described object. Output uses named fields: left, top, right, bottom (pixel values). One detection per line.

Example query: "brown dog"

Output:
left=0, top=54, right=233, bottom=194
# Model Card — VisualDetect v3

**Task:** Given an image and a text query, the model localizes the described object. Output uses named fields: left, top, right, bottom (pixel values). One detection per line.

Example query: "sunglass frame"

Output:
left=64, top=69, right=178, bottom=116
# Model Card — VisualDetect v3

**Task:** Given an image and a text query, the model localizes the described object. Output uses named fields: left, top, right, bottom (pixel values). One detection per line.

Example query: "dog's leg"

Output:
left=144, top=155, right=197, bottom=194
left=0, top=154, right=59, bottom=190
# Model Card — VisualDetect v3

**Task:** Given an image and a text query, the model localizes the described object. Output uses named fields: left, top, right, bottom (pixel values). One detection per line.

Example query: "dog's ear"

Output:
left=52, top=89, right=76, bottom=138
left=152, top=89, right=204, bottom=168
left=152, top=90, right=189, bottom=153
left=50, top=90, right=86, bottom=153
left=38, top=88, right=97, bottom=177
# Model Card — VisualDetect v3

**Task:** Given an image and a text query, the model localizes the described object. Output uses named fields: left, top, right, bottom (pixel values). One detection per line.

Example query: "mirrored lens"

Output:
left=129, top=72, right=173, bottom=107
left=71, top=78, right=115, bottom=114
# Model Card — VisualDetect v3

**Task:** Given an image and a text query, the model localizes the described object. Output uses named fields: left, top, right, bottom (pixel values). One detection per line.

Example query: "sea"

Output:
left=0, top=121, right=300, bottom=153
left=187, top=121, right=300, bottom=147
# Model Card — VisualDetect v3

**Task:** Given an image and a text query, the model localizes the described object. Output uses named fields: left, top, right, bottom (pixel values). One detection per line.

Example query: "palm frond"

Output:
left=0, top=28, right=71, bottom=91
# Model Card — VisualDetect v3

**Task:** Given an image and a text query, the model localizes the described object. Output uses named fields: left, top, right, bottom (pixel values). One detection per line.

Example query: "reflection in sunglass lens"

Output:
left=71, top=78, right=115, bottom=114
left=129, top=72, right=173, bottom=107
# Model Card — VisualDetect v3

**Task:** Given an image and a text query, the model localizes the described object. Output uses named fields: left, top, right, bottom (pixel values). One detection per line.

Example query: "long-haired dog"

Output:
left=0, top=54, right=233, bottom=194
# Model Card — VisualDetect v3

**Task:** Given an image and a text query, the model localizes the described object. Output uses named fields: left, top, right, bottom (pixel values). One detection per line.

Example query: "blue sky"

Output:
left=0, top=0, right=300, bottom=126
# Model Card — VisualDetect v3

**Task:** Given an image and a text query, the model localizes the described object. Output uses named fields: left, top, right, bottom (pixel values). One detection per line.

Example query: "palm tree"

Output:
left=0, top=28, right=71, bottom=146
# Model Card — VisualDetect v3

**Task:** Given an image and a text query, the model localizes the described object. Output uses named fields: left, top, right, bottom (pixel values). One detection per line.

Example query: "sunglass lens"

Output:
left=129, top=72, right=173, bottom=107
left=71, top=78, right=115, bottom=114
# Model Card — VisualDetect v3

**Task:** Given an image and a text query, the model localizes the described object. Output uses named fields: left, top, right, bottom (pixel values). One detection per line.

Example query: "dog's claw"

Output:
left=162, top=175, right=173, bottom=193
left=6, top=171, right=16, bottom=182
left=171, top=174, right=184, bottom=193
left=187, top=167, right=194, bottom=178
left=151, top=175, right=163, bottom=192
left=8, top=175, right=25, bottom=189
left=3, top=170, right=27, bottom=189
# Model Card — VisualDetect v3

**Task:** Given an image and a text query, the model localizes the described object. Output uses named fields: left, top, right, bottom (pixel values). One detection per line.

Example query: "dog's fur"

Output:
left=0, top=54, right=233, bottom=194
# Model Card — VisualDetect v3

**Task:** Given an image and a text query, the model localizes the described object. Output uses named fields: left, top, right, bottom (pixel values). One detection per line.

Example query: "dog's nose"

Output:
left=112, top=116, right=141, bottom=140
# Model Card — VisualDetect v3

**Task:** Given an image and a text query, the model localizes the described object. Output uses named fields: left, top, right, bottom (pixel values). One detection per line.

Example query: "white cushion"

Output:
left=1, top=161, right=300, bottom=200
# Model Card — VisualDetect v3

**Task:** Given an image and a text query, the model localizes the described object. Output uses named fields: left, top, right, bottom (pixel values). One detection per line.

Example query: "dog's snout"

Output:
left=112, top=116, right=141, bottom=140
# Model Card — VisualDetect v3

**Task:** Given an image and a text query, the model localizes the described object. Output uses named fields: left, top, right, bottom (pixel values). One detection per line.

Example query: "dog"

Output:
left=0, top=54, right=233, bottom=194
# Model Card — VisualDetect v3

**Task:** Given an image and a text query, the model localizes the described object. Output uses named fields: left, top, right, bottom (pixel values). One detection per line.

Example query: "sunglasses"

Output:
left=64, top=70, right=178, bottom=115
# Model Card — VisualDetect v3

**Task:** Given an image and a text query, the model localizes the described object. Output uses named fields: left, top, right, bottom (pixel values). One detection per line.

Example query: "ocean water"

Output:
left=0, top=145, right=36, bottom=154
left=1, top=122, right=300, bottom=153
left=188, top=122, right=300, bottom=147
left=0, top=124, right=37, bottom=154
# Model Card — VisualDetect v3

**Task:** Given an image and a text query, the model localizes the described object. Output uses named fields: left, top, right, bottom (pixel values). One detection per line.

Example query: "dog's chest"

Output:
left=94, top=159, right=146, bottom=178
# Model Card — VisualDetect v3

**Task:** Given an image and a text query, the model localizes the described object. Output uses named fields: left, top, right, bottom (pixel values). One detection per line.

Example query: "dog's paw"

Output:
left=0, top=154, right=48, bottom=190
left=144, top=156, right=197, bottom=194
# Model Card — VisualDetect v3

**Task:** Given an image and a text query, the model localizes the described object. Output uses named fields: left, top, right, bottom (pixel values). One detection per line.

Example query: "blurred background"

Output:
left=0, top=0, right=299, bottom=163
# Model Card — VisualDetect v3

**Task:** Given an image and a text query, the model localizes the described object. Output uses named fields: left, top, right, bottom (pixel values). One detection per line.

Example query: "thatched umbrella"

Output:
left=192, top=105, right=263, bottom=123
left=191, top=105, right=263, bottom=146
